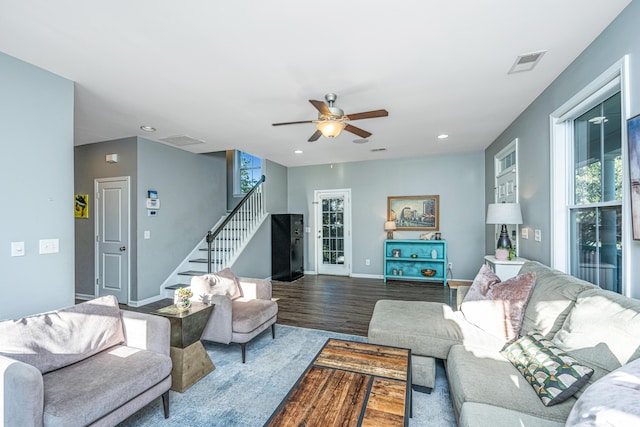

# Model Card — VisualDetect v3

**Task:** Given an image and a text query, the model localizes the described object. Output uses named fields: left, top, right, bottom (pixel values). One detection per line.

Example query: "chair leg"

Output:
left=161, top=390, right=170, bottom=418
left=241, top=343, right=246, bottom=363
left=272, top=323, right=276, bottom=339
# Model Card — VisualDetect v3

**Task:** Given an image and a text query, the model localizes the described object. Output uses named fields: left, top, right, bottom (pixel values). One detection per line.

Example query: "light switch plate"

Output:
left=144, top=230, right=151, bottom=239
left=11, top=241, right=25, bottom=257
left=39, top=238, right=59, bottom=254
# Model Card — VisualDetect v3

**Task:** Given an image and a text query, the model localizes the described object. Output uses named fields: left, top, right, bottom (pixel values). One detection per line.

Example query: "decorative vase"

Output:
left=495, top=248, right=509, bottom=260
left=176, top=299, right=191, bottom=312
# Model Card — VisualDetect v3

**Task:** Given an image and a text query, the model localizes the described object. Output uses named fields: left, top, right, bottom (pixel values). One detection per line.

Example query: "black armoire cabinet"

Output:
left=271, top=214, right=304, bottom=281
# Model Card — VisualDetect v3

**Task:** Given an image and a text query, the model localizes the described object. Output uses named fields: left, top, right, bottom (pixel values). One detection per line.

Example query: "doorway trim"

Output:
left=94, top=176, right=131, bottom=304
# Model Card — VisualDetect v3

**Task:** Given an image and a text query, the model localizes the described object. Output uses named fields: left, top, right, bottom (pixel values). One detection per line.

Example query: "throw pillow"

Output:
left=502, top=332, right=594, bottom=406
left=190, top=267, right=243, bottom=301
left=460, top=264, right=536, bottom=342
left=566, top=357, right=640, bottom=426
left=0, top=295, right=125, bottom=374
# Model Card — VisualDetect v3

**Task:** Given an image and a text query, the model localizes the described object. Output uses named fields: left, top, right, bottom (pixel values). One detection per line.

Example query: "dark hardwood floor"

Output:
left=272, top=275, right=449, bottom=336
left=116, top=275, right=450, bottom=337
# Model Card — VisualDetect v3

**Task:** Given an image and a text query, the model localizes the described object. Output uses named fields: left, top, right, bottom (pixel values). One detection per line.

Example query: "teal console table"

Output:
left=384, top=239, right=447, bottom=286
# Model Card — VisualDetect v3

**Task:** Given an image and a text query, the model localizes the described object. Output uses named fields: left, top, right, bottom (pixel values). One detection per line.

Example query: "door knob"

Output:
left=119, top=246, right=126, bottom=251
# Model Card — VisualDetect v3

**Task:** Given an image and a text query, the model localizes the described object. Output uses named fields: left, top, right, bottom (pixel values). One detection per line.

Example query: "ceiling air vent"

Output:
left=370, top=148, right=387, bottom=152
left=159, top=135, right=205, bottom=147
left=508, top=51, right=546, bottom=74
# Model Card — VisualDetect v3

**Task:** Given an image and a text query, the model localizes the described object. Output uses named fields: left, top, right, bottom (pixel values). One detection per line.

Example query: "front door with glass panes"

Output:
left=315, top=189, right=351, bottom=276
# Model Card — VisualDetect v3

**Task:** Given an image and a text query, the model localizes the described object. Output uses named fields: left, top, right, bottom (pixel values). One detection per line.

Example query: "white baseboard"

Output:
left=304, top=270, right=317, bottom=275
left=350, top=273, right=384, bottom=280
left=75, top=293, right=95, bottom=301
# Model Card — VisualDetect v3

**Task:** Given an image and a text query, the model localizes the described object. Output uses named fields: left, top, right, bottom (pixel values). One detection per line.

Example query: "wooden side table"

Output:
left=447, top=280, right=472, bottom=308
left=153, top=302, right=215, bottom=392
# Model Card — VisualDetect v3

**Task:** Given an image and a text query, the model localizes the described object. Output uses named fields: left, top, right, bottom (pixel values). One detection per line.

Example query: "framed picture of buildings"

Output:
left=388, top=195, right=439, bottom=231
left=628, top=113, right=640, bottom=240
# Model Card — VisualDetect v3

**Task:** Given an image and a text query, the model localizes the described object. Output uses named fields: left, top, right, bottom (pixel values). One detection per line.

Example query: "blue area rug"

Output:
left=119, top=325, right=456, bottom=426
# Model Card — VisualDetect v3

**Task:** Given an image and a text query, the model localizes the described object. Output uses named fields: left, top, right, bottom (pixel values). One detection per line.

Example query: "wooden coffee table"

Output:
left=265, top=338, right=411, bottom=426
left=153, top=301, right=215, bottom=392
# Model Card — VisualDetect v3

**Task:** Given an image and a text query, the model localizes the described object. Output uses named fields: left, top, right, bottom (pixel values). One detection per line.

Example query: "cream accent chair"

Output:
left=190, top=268, right=278, bottom=363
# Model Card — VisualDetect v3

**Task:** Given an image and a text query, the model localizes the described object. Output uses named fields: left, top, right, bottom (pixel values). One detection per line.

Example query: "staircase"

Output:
left=161, top=175, right=267, bottom=298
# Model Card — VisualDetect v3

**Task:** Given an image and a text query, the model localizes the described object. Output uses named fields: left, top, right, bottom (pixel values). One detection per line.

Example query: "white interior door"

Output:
left=315, top=189, right=351, bottom=276
left=95, top=177, right=130, bottom=303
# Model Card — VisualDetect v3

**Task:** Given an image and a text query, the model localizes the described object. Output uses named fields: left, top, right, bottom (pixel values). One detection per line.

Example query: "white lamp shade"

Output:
left=384, top=221, right=397, bottom=231
left=317, top=120, right=346, bottom=138
left=486, top=203, right=523, bottom=225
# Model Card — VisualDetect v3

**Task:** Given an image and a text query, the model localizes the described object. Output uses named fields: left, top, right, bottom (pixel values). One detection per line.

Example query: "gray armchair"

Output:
left=190, top=269, right=278, bottom=363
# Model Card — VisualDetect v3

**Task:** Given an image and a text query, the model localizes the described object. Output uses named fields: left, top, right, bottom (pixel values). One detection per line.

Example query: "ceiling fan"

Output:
left=272, top=93, right=388, bottom=142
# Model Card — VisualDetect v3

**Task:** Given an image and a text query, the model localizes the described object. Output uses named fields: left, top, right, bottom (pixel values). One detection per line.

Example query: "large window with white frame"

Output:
left=570, top=93, right=622, bottom=293
left=550, top=57, right=629, bottom=295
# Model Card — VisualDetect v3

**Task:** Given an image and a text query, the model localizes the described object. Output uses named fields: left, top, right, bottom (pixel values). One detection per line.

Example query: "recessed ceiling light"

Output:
left=294, top=150, right=303, bottom=154
left=437, top=134, right=449, bottom=139
left=140, top=125, right=156, bottom=132
left=353, top=138, right=369, bottom=144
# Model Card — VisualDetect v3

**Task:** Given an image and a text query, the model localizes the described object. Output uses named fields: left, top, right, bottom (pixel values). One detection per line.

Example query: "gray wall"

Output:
left=136, top=139, right=226, bottom=300
left=1, top=52, right=75, bottom=320
left=288, top=151, right=485, bottom=280
left=74, top=138, right=138, bottom=297
left=484, top=1, right=640, bottom=297
left=232, top=159, right=288, bottom=278
left=74, top=138, right=226, bottom=302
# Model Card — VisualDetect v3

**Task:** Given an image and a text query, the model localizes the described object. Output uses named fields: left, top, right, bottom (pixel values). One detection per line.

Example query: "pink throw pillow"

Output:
left=461, top=264, right=536, bottom=342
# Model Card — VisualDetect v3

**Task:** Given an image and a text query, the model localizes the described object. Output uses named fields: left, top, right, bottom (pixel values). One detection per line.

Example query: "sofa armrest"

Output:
left=200, top=295, right=233, bottom=344
left=238, top=277, right=272, bottom=300
left=120, top=311, right=170, bottom=356
left=0, top=354, right=44, bottom=427
left=456, top=285, right=471, bottom=310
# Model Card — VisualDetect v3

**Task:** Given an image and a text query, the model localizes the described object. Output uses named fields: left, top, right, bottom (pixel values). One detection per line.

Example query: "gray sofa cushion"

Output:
left=368, top=300, right=504, bottom=360
left=232, top=298, right=278, bottom=334
left=447, top=344, right=576, bottom=423
left=553, top=288, right=640, bottom=372
left=459, top=402, right=565, bottom=427
left=519, top=261, right=596, bottom=339
left=0, top=296, right=124, bottom=373
left=42, top=345, right=172, bottom=427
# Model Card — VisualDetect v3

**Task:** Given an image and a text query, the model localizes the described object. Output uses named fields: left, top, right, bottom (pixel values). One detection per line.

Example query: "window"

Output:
left=569, top=93, right=622, bottom=293
left=550, top=57, right=629, bottom=295
left=235, top=151, right=262, bottom=195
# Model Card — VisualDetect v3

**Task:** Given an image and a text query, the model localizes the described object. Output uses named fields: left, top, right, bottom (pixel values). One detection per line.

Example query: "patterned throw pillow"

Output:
left=502, top=332, right=594, bottom=406
left=460, top=264, right=536, bottom=342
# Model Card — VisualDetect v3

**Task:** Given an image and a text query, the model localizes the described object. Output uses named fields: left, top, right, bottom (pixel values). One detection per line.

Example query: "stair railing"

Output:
left=206, top=175, right=266, bottom=273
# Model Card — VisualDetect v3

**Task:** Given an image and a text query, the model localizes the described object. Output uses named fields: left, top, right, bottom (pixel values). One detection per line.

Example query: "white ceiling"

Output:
left=0, top=0, right=631, bottom=167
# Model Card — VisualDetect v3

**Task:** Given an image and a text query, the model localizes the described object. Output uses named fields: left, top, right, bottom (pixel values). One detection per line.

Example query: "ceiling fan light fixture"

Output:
left=317, top=120, right=346, bottom=138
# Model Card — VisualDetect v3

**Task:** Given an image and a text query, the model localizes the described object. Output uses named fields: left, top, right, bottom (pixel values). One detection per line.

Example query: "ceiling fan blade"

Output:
left=309, top=100, right=331, bottom=115
left=346, top=109, right=389, bottom=121
left=272, top=120, right=314, bottom=126
left=344, top=124, right=372, bottom=138
left=308, top=129, right=322, bottom=142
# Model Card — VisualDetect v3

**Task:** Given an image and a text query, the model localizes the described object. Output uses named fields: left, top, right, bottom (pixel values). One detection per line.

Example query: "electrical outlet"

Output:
left=534, top=229, right=542, bottom=242
left=521, top=228, right=529, bottom=239
left=448, top=262, right=453, bottom=271
left=365, top=258, right=370, bottom=266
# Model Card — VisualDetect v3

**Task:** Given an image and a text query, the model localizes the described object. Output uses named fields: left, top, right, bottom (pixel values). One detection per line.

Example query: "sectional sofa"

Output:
left=368, top=261, right=640, bottom=426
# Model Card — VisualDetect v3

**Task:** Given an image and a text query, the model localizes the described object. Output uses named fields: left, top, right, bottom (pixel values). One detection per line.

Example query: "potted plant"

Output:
left=175, top=287, right=193, bottom=312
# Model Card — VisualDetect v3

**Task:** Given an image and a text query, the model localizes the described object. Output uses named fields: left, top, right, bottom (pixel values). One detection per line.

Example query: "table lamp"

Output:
left=384, top=221, right=397, bottom=240
left=486, top=203, right=523, bottom=249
